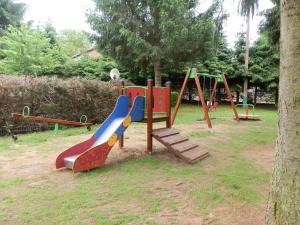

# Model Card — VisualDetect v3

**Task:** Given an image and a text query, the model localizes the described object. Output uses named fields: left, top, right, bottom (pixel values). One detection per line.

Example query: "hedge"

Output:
left=0, top=75, right=118, bottom=134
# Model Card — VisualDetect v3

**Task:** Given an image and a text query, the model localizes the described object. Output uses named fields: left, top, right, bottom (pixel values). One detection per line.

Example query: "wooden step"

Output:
left=153, top=128, right=179, bottom=138
left=160, top=134, right=188, bottom=145
left=171, top=141, right=198, bottom=153
left=152, top=128, right=209, bottom=164
left=181, top=147, right=209, bottom=163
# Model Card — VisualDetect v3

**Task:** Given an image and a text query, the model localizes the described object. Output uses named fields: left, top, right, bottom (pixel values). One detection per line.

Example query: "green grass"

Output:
left=0, top=126, right=94, bottom=152
left=189, top=130, right=214, bottom=139
left=0, top=177, right=25, bottom=189
left=0, top=104, right=278, bottom=224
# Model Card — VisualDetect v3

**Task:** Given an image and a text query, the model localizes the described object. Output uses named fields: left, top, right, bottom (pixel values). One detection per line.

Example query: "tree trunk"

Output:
left=154, top=59, right=161, bottom=87
left=236, top=91, right=240, bottom=104
left=243, top=14, right=250, bottom=105
left=275, top=87, right=279, bottom=107
left=266, top=1, right=300, bottom=224
left=254, top=85, right=258, bottom=106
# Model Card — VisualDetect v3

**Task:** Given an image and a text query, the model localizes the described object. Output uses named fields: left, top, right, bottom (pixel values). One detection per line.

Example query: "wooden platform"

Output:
left=236, top=114, right=261, bottom=121
left=142, top=115, right=169, bottom=123
left=152, top=128, right=209, bottom=163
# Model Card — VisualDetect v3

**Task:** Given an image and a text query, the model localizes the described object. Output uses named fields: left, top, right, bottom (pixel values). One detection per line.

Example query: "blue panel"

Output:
left=130, top=96, right=145, bottom=122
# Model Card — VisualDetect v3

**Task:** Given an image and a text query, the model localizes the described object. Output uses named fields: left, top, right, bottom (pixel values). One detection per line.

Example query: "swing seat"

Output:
left=235, top=114, right=261, bottom=120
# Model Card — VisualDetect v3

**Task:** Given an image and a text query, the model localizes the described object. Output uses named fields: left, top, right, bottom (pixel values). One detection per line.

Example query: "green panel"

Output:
left=188, top=69, right=194, bottom=78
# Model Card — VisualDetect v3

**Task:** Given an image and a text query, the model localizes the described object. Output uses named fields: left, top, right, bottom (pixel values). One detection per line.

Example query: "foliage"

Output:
left=0, top=25, right=66, bottom=75
left=0, top=0, right=26, bottom=35
left=171, top=91, right=179, bottom=107
left=259, top=0, right=280, bottom=47
left=0, top=75, right=118, bottom=129
left=249, top=34, right=279, bottom=94
left=196, top=34, right=236, bottom=77
left=58, top=30, right=93, bottom=57
left=87, top=0, right=221, bottom=83
left=232, top=32, right=249, bottom=80
left=238, top=0, right=259, bottom=18
left=64, top=56, right=118, bottom=80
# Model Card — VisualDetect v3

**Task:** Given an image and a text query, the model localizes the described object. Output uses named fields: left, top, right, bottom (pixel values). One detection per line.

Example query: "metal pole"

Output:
left=118, top=80, right=125, bottom=148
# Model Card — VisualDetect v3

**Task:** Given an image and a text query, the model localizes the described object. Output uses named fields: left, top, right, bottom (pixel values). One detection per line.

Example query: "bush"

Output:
left=0, top=75, right=118, bottom=131
left=171, top=91, right=179, bottom=107
left=63, top=57, right=117, bottom=80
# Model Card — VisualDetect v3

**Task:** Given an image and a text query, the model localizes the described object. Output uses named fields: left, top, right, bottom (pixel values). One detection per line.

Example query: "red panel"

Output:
left=124, top=88, right=145, bottom=106
left=125, top=87, right=167, bottom=113
left=55, top=136, right=96, bottom=169
left=72, top=142, right=112, bottom=172
left=153, top=88, right=167, bottom=112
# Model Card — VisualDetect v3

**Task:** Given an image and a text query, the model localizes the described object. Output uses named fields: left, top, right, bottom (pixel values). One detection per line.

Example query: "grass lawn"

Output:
left=0, top=104, right=277, bottom=225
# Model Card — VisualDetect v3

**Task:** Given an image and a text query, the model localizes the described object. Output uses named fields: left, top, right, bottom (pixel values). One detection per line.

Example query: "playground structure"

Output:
left=56, top=79, right=209, bottom=173
left=235, top=104, right=261, bottom=120
left=171, top=68, right=240, bottom=128
left=11, top=106, right=93, bottom=135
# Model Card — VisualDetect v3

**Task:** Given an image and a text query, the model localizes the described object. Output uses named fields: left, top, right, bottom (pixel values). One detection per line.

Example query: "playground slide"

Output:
left=55, top=95, right=145, bottom=172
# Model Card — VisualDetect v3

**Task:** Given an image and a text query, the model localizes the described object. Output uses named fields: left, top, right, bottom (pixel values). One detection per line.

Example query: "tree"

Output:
left=0, top=0, right=26, bottom=35
left=249, top=33, right=279, bottom=104
left=237, top=0, right=259, bottom=104
left=260, top=0, right=280, bottom=48
left=0, top=25, right=64, bottom=75
left=88, top=0, right=219, bottom=86
left=58, top=30, right=93, bottom=57
left=266, top=0, right=300, bottom=224
left=64, top=56, right=117, bottom=80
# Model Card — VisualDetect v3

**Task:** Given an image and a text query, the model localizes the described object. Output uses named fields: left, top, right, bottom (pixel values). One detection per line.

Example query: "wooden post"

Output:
left=222, top=73, right=240, bottom=122
left=166, top=81, right=171, bottom=128
left=208, top=77, right=218, bottom=109
left=118, top=80, right=125, bottom=147
left=147, top=79, right=153, bottom=154
left=171, top=69, right=190, bottom=125
left=193, top=68, right=212, bottom=128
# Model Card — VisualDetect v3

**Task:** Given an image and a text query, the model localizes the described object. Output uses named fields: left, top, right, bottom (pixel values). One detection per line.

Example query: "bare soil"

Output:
left=0, top=123, right=275, bottom=225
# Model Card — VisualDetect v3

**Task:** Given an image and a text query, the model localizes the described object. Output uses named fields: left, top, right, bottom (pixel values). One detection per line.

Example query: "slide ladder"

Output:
left=152, top=128, right=209, bottom=163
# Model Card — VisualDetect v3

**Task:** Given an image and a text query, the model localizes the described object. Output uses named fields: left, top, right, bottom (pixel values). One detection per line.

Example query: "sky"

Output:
left=18, top=0, right=274, bottom=48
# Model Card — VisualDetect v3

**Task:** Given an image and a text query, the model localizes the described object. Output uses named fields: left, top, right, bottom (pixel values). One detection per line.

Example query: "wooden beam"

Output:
left=171, top=68, right=190, bottom=126
left=222, top=73, right=240, bottom=122
left=166, top=81, right=171, bottom=128
left=11, top=113, right=93, bottom=126
left=193, top=68, right=212, bottom=128
left=147, top=79, right=153, bottom=154
left=208, top=77, right=218, bottom=109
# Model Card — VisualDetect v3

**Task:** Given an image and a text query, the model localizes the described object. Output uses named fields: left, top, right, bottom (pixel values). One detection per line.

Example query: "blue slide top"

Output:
left=93, top=95, right=129, bottom=138
left=93, top=95, right=145, bottom=142
left=113, top=95, right=145, bottom=138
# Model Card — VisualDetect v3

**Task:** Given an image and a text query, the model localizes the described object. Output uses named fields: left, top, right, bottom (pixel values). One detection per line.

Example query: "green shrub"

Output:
left=171, top=91, right=179, bottom=107
left=64, top=57, right=117, bottom=80
left=0, top=75, right=118, bottom=129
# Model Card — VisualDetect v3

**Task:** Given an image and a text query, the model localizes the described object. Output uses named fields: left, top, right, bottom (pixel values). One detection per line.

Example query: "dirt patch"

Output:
left=0, top=121, right=274, bottom=225
left=243, top=144, right=275, bottom=171
left=213, top=201, right=266, bottom=225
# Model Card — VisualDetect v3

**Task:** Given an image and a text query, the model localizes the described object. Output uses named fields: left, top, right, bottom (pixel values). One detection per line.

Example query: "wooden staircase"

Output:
left=152, top=128, right=209, bottom=163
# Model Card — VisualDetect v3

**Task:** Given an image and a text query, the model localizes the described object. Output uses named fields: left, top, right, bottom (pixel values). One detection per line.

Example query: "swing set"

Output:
left=171, top=68, right=240, bottom=128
